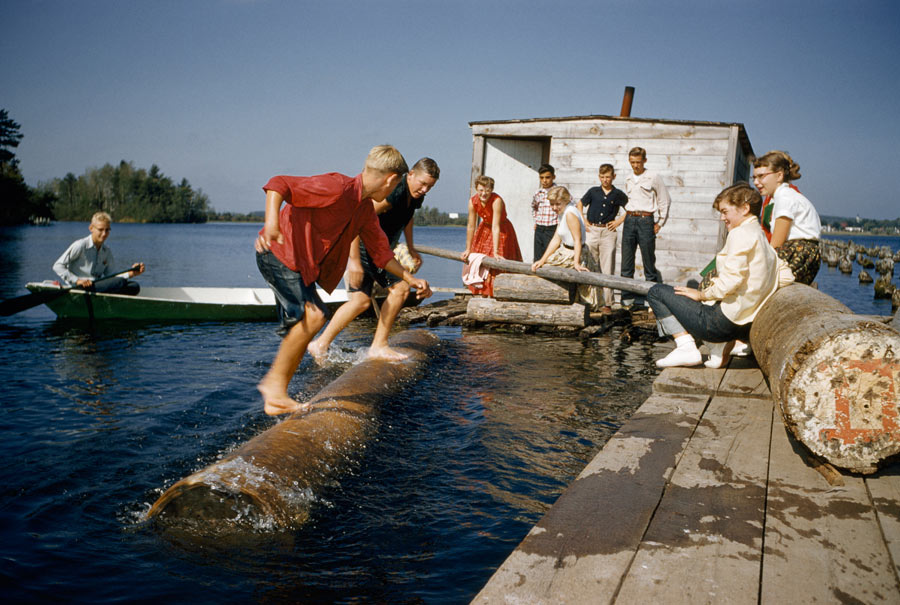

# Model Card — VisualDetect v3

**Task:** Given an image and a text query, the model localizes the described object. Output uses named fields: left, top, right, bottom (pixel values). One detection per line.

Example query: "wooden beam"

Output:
left=416, top=245, right=653, bottom=295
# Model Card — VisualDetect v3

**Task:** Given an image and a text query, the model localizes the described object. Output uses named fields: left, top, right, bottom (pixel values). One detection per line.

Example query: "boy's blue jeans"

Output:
left=256, top=251, right=329, bottom=332
left=620, top=215, right=661, bottom=306
left=93, top=277, right=140, bottom=295
left=646, top=284, right=749, bottom=343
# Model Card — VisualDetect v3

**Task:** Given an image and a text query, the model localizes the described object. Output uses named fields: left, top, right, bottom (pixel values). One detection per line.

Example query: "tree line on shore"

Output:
left=1, top=108, right=468, bottom=226
left=45, top=161, right=211, bottom=223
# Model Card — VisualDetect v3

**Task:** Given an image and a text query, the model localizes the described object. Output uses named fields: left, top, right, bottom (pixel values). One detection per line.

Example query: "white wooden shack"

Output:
left=468, top=115, right=755, bottom=287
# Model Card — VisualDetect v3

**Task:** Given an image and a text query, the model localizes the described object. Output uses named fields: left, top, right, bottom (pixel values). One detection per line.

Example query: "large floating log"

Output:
left=416, top=244, right=652, bottom=295
left=147, top=330, right=439, bottom=530
left=467, top=297, right=588, bottom=327
left=493, top=273, right=574, bottom=304
left=750, top=284, right=900, bottom=473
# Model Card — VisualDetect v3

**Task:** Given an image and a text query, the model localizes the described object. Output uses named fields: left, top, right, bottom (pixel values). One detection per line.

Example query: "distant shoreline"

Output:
left=823, top=231, right=900, bottom=239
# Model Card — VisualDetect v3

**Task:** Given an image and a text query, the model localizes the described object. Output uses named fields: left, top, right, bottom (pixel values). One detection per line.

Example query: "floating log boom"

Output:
left=468, top=298, right=588, bottom=327
left=147, top=330, right=439, bottom=530
left=750, top=284, right=900, bottom=473
left=416, top=245, right=653, bottom=295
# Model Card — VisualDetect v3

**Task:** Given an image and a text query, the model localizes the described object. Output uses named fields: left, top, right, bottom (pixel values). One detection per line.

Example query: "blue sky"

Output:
left=4, top=0, right=899, bottom=218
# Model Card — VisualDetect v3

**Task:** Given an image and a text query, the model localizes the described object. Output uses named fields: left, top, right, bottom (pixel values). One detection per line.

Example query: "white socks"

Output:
left=656, top=334, right=702, bottom=368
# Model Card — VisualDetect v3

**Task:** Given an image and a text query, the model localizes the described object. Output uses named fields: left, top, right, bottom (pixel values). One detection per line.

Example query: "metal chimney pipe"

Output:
left=620, top=86, right=635, bottom=117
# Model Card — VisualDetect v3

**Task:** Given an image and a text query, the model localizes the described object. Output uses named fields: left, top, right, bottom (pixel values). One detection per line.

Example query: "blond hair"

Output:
left=547, top=185, right=571, bottom=204
left=364, top=145, right=408, bottom=175
left=91, top=211, right=112, bottom=225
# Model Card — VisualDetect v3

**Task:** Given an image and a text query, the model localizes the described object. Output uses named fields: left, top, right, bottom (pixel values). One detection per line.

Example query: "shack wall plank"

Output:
left=472, top=121, right=736, bottom=141
left=616, top=393, right=773, bottom=604
left=561, top=153, right=728, bottom=173
left=760, top=423, right=900, bottom=602
left=555, top=137, right=731, bottom=158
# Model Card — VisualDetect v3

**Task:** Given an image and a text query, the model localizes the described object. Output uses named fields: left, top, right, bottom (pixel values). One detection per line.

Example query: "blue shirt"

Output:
left=581, top=186, right=628, bottom=225
left=53, top=234, right=116, bottom=284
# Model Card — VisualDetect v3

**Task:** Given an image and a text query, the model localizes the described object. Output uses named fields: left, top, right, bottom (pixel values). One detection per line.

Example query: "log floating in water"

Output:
left=416, top=245, right=653, bottom=295
left=467, top=297, right=588, bottom=327
left=147, top=330, right=439, bottom=530
left=750, top=284, right=900, bottom=473
left=492, top=273, right=574, bottom=304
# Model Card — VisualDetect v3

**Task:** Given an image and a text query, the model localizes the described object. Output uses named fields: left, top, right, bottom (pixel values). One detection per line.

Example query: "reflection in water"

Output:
left=444, top=332, right=654, bottom=519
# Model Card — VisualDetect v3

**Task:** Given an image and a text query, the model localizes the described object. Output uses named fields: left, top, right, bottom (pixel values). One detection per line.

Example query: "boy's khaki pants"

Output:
left=585, top=225, right=618, bottom=306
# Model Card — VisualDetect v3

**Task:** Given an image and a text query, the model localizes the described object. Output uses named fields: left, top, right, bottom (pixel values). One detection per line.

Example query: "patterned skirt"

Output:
left=777, top=238, right=820, bottom=285
left=544, top=244, right=603, bottom=310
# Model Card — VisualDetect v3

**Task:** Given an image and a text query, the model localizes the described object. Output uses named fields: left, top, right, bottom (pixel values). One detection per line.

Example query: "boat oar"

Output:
left=0, top=268, right=136, bottom=316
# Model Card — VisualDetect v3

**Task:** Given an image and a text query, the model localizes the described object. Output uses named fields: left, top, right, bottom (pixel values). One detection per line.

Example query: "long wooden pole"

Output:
left=416, top=245, right=654, bottom=295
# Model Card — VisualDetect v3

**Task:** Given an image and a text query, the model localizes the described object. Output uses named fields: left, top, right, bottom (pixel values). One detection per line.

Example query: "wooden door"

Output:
left=482, top=137, right=545, bottom=263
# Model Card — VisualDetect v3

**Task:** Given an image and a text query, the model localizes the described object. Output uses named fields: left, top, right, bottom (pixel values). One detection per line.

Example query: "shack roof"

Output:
left=469, top=113, right=754, bottom=158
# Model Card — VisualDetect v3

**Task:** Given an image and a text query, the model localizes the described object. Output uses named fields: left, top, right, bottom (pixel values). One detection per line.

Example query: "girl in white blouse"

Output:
left=752, top=150, right=822, bottom=285
left=531, top=186, right=602, bottom=309
left=647, top=183, right=793, bottom=368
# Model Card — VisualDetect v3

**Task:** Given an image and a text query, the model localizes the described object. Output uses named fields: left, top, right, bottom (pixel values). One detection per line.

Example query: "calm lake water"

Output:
left=0, top=223, right=897, bottom=603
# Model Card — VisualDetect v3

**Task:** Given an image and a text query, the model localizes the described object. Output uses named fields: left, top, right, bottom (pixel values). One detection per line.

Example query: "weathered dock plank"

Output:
left=652, top=365, right=725, bottom=397
left=616, top=381, right=773, bottom=603
left=760, top=422, right=900, bottom=603
left=865, top=464, right=900, bottom=578
left=715, top=357, right=771, bottom=400
left=865, top=468, right=900, bottom=579
left=472, top=392, right=710, bottom=604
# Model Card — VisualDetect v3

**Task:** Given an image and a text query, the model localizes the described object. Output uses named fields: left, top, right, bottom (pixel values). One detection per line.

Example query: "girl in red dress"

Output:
left=461, top=175, right=522, bottom=296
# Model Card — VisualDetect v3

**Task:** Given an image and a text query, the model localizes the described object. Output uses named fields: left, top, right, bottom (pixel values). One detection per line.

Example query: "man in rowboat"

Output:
left=308, top=157, right=439, bottom=363
left=52, top=211, right=145, bottom=294
left=255, top=145, right=433, bottom=416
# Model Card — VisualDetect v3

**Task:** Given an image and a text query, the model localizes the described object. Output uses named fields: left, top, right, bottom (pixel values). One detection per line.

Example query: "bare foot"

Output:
left=366, top=345, right=409, bottom=362
left=307, top=338, right=329, bottom=365
left=258, top=378, right=307, bottom=416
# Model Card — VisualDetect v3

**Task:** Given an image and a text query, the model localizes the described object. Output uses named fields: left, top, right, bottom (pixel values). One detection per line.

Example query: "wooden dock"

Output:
left=474, top=357, right=900, bottom=604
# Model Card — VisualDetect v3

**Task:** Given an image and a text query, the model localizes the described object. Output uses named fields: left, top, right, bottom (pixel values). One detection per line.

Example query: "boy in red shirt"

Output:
left=255, top=145, right=432, bottom=415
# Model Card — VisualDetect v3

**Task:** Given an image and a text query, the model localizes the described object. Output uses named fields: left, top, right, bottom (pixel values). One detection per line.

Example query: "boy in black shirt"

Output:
left=581, top=164, right=627, bottom=310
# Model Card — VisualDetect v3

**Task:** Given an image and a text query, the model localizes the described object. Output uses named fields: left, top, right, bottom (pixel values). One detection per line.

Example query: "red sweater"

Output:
left=260, top=173, right=394, bottom=292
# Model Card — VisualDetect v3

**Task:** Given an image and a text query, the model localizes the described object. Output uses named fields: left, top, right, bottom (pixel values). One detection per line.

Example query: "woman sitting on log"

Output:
left=647, top=182, right=794, bottom=368
left=461, top=175, right=522, bottom=297
left=531, top=185, right=602, bottom=310
left=752, top=150, right=822, bottom=285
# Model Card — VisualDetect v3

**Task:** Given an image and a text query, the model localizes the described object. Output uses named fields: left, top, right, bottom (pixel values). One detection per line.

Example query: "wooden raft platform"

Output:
left=474, top=358, right=900, bottom=604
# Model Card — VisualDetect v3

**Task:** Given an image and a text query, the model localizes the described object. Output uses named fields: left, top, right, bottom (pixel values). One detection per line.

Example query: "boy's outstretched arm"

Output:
left=384, top=259, right=432, bottom=300
left=258, top=190, right=285, bottom=252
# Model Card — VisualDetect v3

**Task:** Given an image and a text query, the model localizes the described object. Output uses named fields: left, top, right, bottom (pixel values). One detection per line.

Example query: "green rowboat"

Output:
left=24, top=282, right=350, bottom=321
